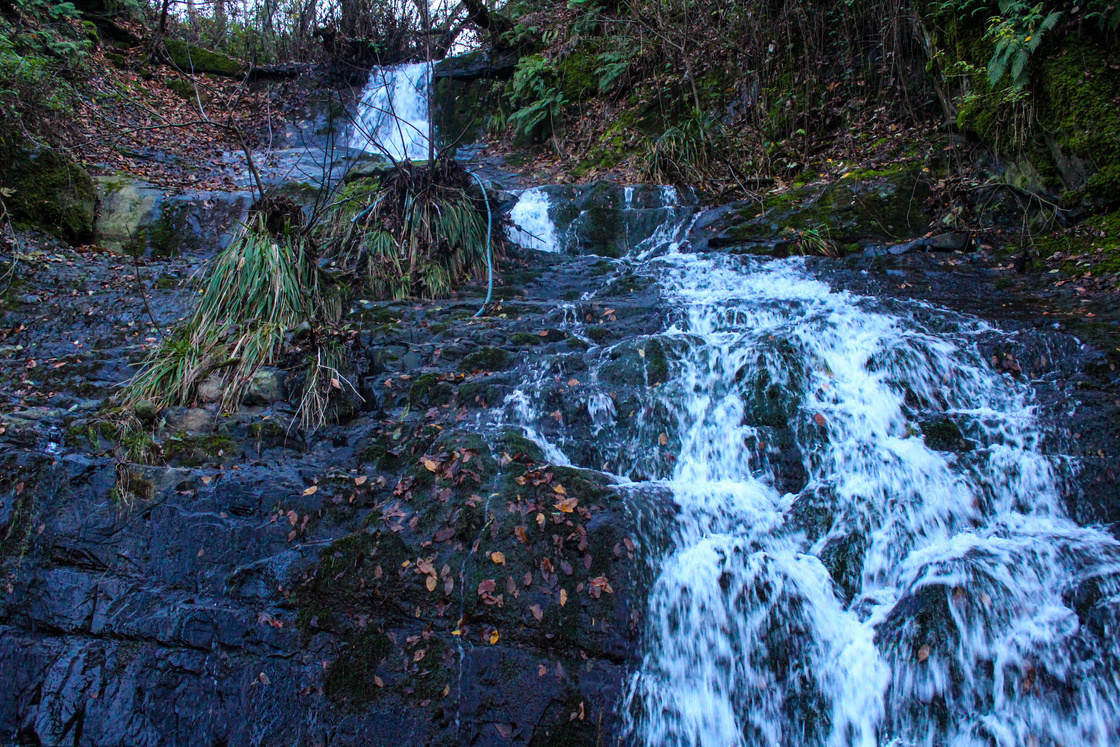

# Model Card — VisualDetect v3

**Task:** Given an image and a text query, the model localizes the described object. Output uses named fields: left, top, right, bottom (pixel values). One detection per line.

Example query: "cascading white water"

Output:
left=507, top=188, right=561, bottom=252
left=627, top=251, right=1120, bottom=747
left=349, top=62, right=432, bottom=160
left=499, top=188, right=1120, bottom=746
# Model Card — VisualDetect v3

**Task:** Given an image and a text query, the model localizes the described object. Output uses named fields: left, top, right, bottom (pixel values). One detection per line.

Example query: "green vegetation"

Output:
left=0, top=144, right=96, bottom=243
left=163, top=39, right=245, bottom=77
left=322, top=157, right=497, bottom=300
left=123, top=199, right=338, bottom=422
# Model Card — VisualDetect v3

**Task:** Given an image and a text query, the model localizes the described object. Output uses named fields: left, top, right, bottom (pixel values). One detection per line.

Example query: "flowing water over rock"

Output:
left=5, top=69, right=1120, bottom=745
left=505, top=189, right=1120, bottom=746
left=349, top=62, right=433, bottom=160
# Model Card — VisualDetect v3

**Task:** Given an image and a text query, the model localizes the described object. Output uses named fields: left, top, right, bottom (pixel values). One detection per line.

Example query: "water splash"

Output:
left=507, top=188, right=561, bottom=253
left=495, top=184, right=1120, bottom=745
left=350, top=62, right=432, bottom=160
left=628, top=252, right=1120, bottom=747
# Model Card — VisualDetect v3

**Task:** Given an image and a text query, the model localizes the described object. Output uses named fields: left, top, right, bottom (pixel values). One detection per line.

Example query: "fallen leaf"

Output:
left=302, top=485, right=318, bottom=496
left=514, top=526, right=528, bottom=544
left=559, top=589, right=568, bottom=606
left=568, top=378, right=579, bottom=387
left=413, top=649, right=426, bottom=662
left=495, top=723, right=512, bottom=738
left=374, top=675, right=384, bottom=687
left=426, top=575, right=437, bottom=592
left=491, top=551, right=506, bottom=565
left=422, top=458, right=439, bottom=472
left=433, top=527, right=455, bottom=542
left=555, top=497, right=578, bottom=513
left=355, top=475, right=368, bottom=486
left=538, top=663, right=547, bottom=676
left=478, top=579, right=496, bottom=595
left=489, top=629, right=500, bottom=645
left=531, top=604, right=544, bottom=621
left=536, top=513, right=545, bottom=527
left=813, top=413, right=827, bottom=427
left=658, top=432, right=668, bottom=446
left=917, top=645, right=931, bottom=662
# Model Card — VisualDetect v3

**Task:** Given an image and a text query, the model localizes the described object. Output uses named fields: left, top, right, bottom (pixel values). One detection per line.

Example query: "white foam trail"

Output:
left=507, top=188, right=561, bottom=253
left=628, top=253, right=1120, bottom=746
left=350, top=62, right=431, bottom=160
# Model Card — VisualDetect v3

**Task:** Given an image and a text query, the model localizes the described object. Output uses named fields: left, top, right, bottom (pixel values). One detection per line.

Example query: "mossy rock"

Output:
left=0, top=145, right=97, bottom=244
left=498, top=427, right=545, bottom=462
left=161, top=432, right=237, bottom=466
left=164, top=39, right=246, bottom=77
left=720, top=165, right=932, bottom=244
left=461, top=346, right=512, bottom=372
left=409, top=373, right=457, bottom=407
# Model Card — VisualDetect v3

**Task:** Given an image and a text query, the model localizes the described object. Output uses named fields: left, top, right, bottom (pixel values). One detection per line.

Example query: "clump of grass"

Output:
left=322, top=156, right=499, bottom=300
left=786, top=226, right=840, bottom=257
left=639, top=111, right=734, bottom=191
left=123, top=198, right=336, bottom=413
left=295, top=338, right=360, bottom=433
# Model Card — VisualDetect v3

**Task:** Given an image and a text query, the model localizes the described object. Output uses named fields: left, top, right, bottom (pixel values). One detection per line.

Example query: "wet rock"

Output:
left=164, top=407, right=217, bottom=434
left=95, top=175, right=251, bottom=256
left=244, top=368, right=287, bottom=405
left=0, top=145, right=97, bottom=245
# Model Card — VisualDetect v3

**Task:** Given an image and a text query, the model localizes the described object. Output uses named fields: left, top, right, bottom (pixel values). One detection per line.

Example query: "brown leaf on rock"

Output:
left=531, top=604, right=544, bottom=621
left=813, top=413, right=828, bottom=427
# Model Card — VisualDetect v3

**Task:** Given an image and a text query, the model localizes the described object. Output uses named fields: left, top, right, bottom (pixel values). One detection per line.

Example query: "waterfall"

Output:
left=507, top=188, right=561, bottom=253
left=350, top=62, right=432, bottom=160
left=500, top=188, right=1120, bottom=746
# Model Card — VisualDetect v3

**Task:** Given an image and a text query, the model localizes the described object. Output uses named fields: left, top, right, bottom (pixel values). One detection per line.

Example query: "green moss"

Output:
left=498, top=427, right=545, bottom=462
left=1035, top=37, right=1120, bottom=198
left=556, top=43, right=600, bottom=103
left=162, top=432, right=236, bottom=466
left=0, top=145, right=96, bottom=244
left=409, top=373, right=456, bottom=407
left=460, top=346, right=512, bottom=372
left=510, top=332, right=543, bottom=346
left=164, top=39, right=246, bottom=77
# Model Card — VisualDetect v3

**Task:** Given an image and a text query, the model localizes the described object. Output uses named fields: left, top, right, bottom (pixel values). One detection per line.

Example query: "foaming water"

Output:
left=349, top=62, right=431, bottom=160
left=495, top=186, right=1120, bottom=745
left=628, top=252, right=1120, bottom=747
left=507, top=188, right=561, bottom=252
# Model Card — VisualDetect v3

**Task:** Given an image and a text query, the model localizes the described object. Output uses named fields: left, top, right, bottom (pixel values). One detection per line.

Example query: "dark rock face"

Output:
left=0, top=238, right=664, bottom=746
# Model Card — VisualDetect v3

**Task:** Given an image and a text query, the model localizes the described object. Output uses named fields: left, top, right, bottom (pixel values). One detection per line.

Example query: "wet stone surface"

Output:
left=2, top=196, right=1120, bottom=745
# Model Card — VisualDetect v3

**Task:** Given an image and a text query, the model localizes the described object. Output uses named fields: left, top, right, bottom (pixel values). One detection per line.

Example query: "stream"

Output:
left=2, top=63, right=1119, bottom=747
left=498, top=182, right=1120, bottom=745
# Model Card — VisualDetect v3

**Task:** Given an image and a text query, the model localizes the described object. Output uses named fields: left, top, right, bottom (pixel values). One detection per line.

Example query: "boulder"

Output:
left=0, top=145, right=97, bottom=244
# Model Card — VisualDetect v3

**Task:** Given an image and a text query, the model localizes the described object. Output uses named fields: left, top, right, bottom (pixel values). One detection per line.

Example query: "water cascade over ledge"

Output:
left=349, top=62, right=432, bottom=160
left=501, top=187, right=1120, bottom=746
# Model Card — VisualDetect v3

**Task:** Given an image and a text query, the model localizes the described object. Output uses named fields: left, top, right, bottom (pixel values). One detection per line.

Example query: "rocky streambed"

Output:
left=1, top=176, right=1119, bottom=745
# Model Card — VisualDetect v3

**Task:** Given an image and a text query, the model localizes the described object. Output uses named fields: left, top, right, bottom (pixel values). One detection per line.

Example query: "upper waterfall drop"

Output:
left=349, top=62, right=432, bottom=161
